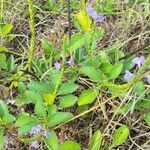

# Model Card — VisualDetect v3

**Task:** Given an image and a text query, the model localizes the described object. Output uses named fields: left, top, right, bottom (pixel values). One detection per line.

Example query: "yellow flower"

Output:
left=76, top=10, right=92, bottom=32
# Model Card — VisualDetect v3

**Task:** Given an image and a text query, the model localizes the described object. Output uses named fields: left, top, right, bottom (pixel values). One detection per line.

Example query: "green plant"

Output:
left=0, top=0, right=150, bottom=149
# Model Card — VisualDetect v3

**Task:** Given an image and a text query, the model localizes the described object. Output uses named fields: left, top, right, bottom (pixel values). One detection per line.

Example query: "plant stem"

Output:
left=53, top=36, right=67, bottom=96
left=24, top=0, right=36, bottom=70
left=67, top=0, right=71, bottom=39
left=0, top=0, right=3, bottom=21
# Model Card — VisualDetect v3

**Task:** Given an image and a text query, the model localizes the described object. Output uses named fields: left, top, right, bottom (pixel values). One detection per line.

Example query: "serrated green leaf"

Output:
left=80, top=66, right=102, bottom=82
left=1, top=24, right=13, bottom=36
left=18, top=82, right=27, bottom=94
left=47, top=105, right=57, bottom=117
left=67, top=33, right=84, bottom=52
left=57, top=83, right=78, bottom=95
left=109, top=63, right=123, bottom=80
left=18, top=122, right=38, bottom=135
left=44, top=131, right=59, bottom=150
left=78, top=89, right=97, bottom=106
left=111, top=125, right=129, bottom=148
left=7, top=55, right=15, bottom=72
left=134, top=82, right=145, bottom=98
left=88, top=130, right=102, bottom=150
left=0, top=104, right=5, bottom=118
left=59, top=95, right=78, bottom=108
left=27, top=82, right=52, bottom=94
left=48, top=112, right=73, bottom=127
left=0, top=54, right=7, bottom=69
left=0, top=100, right=15, bottom=123
left=145, top=112, right=150, bottom=126
left=25, top=90, right=42, bottom=103
left=16, top=113, right=38, bottom=126
left=35, top=99, right=46, bottom=117
left=59, top=141, right=81, bottom=150
left=3, top=114, right=15, bottom=124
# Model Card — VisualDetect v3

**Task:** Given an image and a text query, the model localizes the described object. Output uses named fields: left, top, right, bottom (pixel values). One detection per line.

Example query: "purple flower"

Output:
left=31, top=141, right=38, bottom=149
left=43, top=130, right=50, bottom=138
left=54, top=61, right=61, bottom=70
left=68, top=58, right=75, bottom=66
left=124, top=70, right=134, bottom=81
left=30, top=125, right=42, bottom=135
left=132, top=56, right=145, bottom=68
left=147, top=75, right=150, bottom=84
left=86, top=5, right=105, bottom=22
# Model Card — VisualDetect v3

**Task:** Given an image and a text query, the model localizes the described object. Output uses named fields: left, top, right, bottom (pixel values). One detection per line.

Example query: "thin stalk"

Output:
left=53, top=36, right=67, bottom=96
left=24, top=0, right=36, bottom=70
left=0, top=0, right=3, bottom=21
left=67, top=0, right=71, bottom=39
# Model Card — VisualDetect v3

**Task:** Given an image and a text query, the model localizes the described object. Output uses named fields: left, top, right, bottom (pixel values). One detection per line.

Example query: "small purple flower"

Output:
left=86, top=5, right=105, bottom=22
left=31, top=141, right=38, bottom=149
left=68, top=58, right=75, bottom=66
left=147, top=75, right=150, bottom=84
left=43, top=130, right=50, bottom=138
left=132, top=56, right=145, bottom=68
left=54, top=61, right=61, bottom=70
left=124, top=70, right=134, bottom=81
left=30, top=125, right=42, bottom=135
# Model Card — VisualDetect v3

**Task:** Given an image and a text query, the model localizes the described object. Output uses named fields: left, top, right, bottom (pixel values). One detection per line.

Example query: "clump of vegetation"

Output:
left=0, top=0, right=150, bottom=149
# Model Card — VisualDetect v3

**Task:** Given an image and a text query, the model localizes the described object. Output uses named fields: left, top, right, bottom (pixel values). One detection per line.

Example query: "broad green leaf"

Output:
left=48, top=112, right=73, bottom=127
left=47, top=105, right=57, bottom=116
left=99, top=51, right=113, bottom=74
left=25, top=90, right=42, bottom=103
left=1, top=24, right=13, bottom=36
left=78, top=89, right=97, bottom=106
left=76, top=10, right=92, bottom=32
left=57, top=83, right=78, bottom=95
left=59, top=95, right=78, bottom=108
left=108, top=63, right=123, bottom=80
left=18, top=121, right=38, bottom=135
left=44, top=131, right=59, bottom=150
left=16, top=113, right=38, bottom=126
left=49, top=70, right=60, bottom=90
left=0, top=127, right=4, bottom=149
left=18, top=82, right=27, bottom=94
left=0, top=100, right=9, bottom=115
left=3, top=114, right=15, bottom=124
left=80, top=66, right=102, bottom=82
left=134, top=82, right=145, bottom=98
left=7, top=55, right=15, bottom=72
left=35, top=99, right=46, bottom=117
left=122, top=56, right=135, bottom=72
left=0, top=54, right=7, bottom=69
left=67, top=33, right=84, bottom=52
left=0, top=103, right=5, bottom=118
left=140, top=96, right=150, bottom=109
left=0, top=100, right=15, bottom=123
left=59, top=141, right=81, bottom=150
left=27, top=82, right=52, bottom=94
left=111, top=125, right=129, bottom=148
left=88, top=130, right=102, bottom=150
left=145, top=112, right=150, bottom=126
